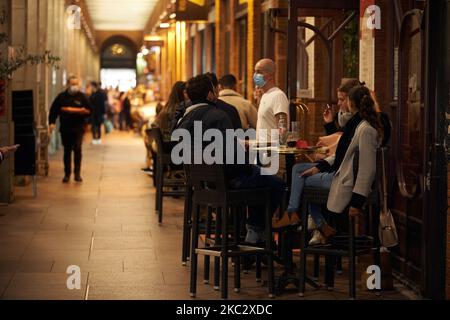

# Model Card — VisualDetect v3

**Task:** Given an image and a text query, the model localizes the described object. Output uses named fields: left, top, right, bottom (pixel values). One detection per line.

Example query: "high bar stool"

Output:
left=187, top=164, right=275, bottom=299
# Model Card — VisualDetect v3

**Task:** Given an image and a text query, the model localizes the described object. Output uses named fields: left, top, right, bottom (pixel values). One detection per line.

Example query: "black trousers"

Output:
left=61, top=130, right=84, bottom=176
left=92, top=122, right=102, bottom=139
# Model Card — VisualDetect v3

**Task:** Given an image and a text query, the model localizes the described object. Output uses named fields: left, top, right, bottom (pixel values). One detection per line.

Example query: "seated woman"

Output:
left=275, top=85, right=386, bottom=245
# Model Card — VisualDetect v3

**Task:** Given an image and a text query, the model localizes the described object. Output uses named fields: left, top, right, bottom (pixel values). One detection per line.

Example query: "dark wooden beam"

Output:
left=422, top=0, right=448, bottom=300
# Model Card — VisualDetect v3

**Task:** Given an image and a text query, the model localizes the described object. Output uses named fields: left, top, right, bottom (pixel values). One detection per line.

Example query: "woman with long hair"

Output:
left=154, top=81, right=186, bottom=139
left=274, top=84, right=384, bottom=244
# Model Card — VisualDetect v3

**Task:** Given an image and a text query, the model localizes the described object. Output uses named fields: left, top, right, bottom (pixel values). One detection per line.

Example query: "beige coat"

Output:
left=327, top=120, right=379, bottom=213
left=218, top=89, right=257, bottom=129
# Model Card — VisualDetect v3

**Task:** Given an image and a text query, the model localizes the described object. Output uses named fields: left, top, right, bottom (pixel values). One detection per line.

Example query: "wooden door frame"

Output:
left=422, top=0, right=448, bottom=299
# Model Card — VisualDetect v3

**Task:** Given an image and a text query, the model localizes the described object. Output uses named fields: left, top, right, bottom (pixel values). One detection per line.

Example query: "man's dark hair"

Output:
left=186, top=74, right=215, bottom=102
left=219, top=74, right=237, bottom=90
left=90, top=81, right=99, bottom=89
left=205, top=72, right=218, bottom=88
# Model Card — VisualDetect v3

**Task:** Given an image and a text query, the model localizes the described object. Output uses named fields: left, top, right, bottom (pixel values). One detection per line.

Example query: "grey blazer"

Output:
left=327, top=120, right=379, bottom=213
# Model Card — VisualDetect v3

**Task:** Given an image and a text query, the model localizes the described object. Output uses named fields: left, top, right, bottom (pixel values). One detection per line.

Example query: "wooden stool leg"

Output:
left=181, top=187, right=192, bottom=266
left=313, top=254, right=320, bottom=280
left=256, top=256, right=262, bottom=282
left=233, top=207, right=240, bottom=292
left=214, top=207, right=221, bottom=290
left=203, top=206, right=212, bottom=284
left=325, top=255, right=335, bottom=290
left=298, top=201, right=308, bottom=297
left=349, top=216, right=356, bottom=299
left=265, top=202, right=275, bottom=298
left=221, top=207, right=228, bottom=299
left=189, top=204, right=200, bottom=297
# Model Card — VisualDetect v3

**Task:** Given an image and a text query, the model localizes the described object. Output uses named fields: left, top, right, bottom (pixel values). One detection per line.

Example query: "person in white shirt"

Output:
left=253, top=59, right=289, bottom=142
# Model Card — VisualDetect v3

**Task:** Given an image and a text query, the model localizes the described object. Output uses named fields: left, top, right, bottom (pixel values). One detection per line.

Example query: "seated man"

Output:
left=174, top=74, right=285, bottom=243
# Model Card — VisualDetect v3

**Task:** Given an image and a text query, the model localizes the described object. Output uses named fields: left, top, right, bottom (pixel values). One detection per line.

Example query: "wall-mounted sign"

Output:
left=174, top=0, right=208, bottom=22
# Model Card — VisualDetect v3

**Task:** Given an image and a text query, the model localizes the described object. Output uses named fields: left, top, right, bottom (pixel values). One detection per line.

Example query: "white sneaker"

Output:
left=308, top=215, right=317, bottom=231
left=309, top=229, right=324, bottom=245
left=97, top=139, right=102, bottom=145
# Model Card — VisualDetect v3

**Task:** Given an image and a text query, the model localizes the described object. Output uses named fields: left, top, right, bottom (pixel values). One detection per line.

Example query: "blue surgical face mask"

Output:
left=253, top=73, right=266, bottom=87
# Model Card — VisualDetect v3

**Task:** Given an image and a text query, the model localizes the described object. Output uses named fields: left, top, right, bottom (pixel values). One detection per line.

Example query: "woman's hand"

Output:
left=323, top=106, right=334, bottom=124
left=300, top=166, right=319, bottom=177
left=348, top=206, right=362, bottom=217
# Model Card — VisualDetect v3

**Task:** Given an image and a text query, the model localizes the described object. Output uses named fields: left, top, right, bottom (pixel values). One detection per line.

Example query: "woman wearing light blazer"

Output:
left=276, top=85, right=385, bottom=244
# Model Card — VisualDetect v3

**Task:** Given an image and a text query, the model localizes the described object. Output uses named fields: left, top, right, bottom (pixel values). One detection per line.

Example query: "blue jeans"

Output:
left=229, top=165, right=286, bottom=229
left=287, top=163, right=334, bottom=227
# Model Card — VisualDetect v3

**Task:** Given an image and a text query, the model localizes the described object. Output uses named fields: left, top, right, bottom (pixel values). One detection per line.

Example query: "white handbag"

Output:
left=378, top=147, right=398, bottom=248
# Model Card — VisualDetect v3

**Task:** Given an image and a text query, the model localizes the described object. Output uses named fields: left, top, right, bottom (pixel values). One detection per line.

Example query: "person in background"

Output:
left=253, top=59, right=289, bottom=142
left=205, top=72, right=243, bottom=130
left=171, top=86, right=192, bottom=133
left=154, top=81, right=186, bottom=140
left=89, top=81, right=107, bottom=145
left=119, top=91, right=132, bottom=131
left=218, top=74, right=258, bottom=130
left=0, top=145, right=19, bottom=164
left=49, top=76, right=91, bottom=183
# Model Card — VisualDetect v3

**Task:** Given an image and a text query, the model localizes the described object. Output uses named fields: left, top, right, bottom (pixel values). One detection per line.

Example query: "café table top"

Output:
left=249, top=145, right=326, bottom=155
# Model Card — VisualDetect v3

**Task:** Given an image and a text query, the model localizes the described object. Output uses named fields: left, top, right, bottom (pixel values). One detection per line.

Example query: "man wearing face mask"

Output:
left=253, top=59, right=289, bottom=142
left=175, top=74, right=285, bottom=244
left=49, top=76, right=91, bottom=183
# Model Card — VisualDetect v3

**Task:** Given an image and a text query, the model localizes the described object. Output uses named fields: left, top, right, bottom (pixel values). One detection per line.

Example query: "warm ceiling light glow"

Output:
left=169, top=13, right=176, bottom=19
left=159, top=22, right=170, bottom=28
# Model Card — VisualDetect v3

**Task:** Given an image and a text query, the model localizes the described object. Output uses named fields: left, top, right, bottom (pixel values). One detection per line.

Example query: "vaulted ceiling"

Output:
left=85, top=0, right=159, bottom=31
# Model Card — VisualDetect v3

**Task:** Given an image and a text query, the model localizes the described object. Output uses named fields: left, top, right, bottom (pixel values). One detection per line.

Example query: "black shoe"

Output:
left=62, top=175, right=70, bottom=183
left=74, top=174, right=83, bottom=182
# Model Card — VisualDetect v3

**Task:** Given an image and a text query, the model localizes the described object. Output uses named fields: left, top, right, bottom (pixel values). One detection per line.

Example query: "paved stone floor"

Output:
left=0, top=131, right=416, bottom=300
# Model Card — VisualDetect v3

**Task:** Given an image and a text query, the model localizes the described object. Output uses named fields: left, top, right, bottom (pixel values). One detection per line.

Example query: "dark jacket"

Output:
left=49, top=90, right=91, bottom=132
left=172, top=99, right=242, bottom=132
left=216, top=99, right=242, bottom=130
left=89, top=89, right=107, bottom=124
left=174, top=101, right=251, bottom=180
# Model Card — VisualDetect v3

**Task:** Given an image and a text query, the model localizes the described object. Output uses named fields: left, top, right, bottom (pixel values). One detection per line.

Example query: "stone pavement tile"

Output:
left=93, top=236, right=153, bottom=250
left=0, top=260, right=54, bottom=273
left=0, top=273, right=13, bottom=296
left=95, top=215, right=151, bottom=225
left=90, top=249, right=157, bottom=261
left=87, top=285, right=163, bottom=300
left=51, top=259, right=123, bottom=273
left=88, top=271, right=164, bottom=287
left=21, top=249, right=90, bottom=261
left=2, top=272, right=88, bottom=300
left=26, top=235, right=91, bottom=251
